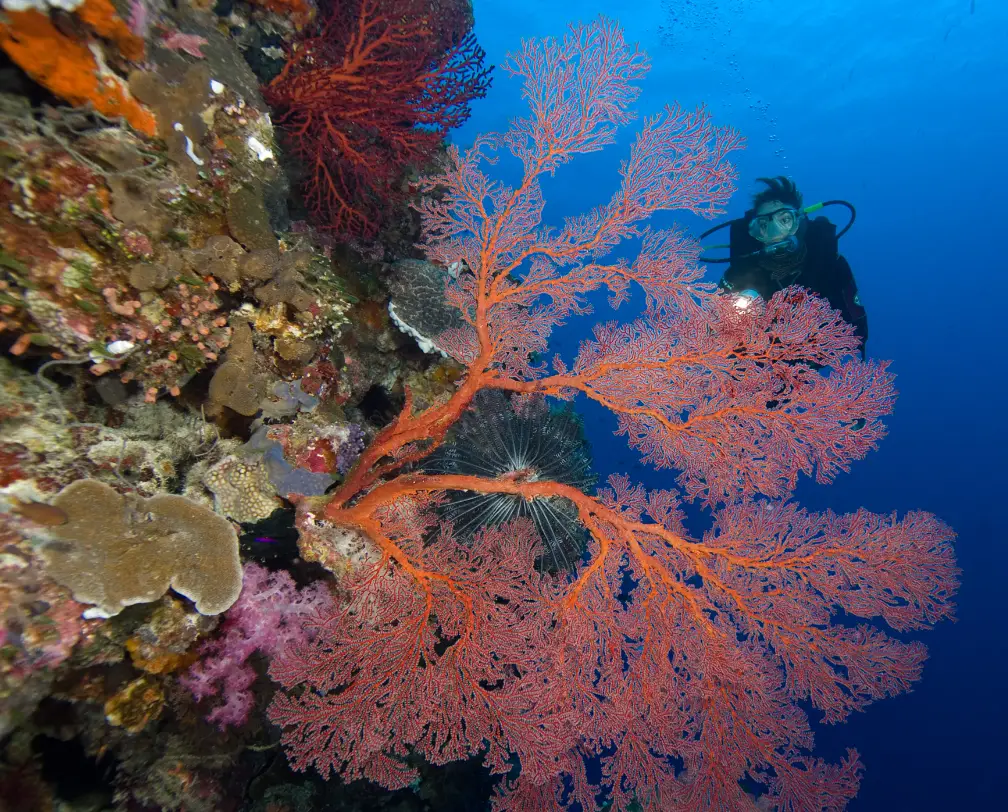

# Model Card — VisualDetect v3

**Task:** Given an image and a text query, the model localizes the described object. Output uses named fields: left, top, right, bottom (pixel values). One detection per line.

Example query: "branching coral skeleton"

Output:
left=269, top=18, right=958, bottom=810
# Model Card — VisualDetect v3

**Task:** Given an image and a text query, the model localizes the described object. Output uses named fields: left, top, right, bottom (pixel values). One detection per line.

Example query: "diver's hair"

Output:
left=753, top=176, right=803, bottom=210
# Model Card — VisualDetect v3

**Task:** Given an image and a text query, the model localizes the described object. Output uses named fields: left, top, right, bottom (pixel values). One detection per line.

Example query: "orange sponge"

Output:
left=0, top=1, right=156, bottom=135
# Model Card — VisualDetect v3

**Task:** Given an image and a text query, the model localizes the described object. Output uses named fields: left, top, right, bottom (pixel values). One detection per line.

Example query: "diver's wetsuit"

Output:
left=718, top=215, right=869, bottom=357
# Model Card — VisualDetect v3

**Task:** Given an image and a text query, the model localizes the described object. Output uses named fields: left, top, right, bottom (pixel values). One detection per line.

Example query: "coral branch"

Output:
left=276, top=472, right=957, bottom=808
left=272, top=17, right=960, bottom=810
left=264, top=0, right=492, bottom=238
left=183, top=563, right=334, bottom=729
left=270, top=517, right=570, bottom=788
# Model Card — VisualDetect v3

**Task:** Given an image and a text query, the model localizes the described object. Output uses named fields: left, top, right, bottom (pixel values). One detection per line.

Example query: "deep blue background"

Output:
left=450, top=1, right=1008, bottom=807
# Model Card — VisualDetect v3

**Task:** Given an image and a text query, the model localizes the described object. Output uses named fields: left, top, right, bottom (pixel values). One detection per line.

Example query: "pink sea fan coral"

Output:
left=181, top=562, right=333, bottom=730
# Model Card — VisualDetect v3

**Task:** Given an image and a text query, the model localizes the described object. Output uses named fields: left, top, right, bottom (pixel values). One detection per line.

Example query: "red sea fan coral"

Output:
left=267, top=17, right=959, bottom=810
left=263, top=0, right=492, bottom=238
left=270, top=516, right=568, bottom=790
left=271, top=499, right=955, bottom=809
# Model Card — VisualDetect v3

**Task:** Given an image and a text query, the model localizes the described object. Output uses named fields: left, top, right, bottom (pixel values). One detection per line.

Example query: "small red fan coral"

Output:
left=263, top=0, right=492, bottom=239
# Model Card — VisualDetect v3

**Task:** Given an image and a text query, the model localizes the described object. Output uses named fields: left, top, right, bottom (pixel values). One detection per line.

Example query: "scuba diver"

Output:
left=699, top=176, right=868, bottom=358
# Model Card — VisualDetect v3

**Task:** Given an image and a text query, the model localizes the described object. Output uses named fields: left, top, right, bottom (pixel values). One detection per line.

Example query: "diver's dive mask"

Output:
left=747, top=206, right=801, bottom=243
left=696, top=199, right=855, bottom=266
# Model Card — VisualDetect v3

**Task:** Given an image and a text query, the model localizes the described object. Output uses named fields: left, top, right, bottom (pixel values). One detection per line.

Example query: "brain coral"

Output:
left=39, top=480, right=242, bottom=617
left=203, top=455, right=281, bottom=523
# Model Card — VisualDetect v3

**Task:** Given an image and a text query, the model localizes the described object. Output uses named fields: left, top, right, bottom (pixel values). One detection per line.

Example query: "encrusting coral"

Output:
left=125, top=596, right=215, bottom=675
left=206, top=321, right=273, bottom=417
left=0, top=515, right=96, bottom=737
left=104, top=675, right=166, bottom=734
left=0, top=0, right=445, bottom=806
left=0, top=0, right=156, bottom=135
left=202, top=454, right=281, bottom=523
left=38, top=479, right=242, bottom=617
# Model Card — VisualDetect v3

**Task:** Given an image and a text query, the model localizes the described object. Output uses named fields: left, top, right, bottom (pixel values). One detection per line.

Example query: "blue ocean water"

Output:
left=453, top=1, right=1007, bottom=808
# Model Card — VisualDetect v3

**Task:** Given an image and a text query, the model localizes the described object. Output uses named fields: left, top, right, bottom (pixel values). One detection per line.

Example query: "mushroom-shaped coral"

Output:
left=38, top=480, right=242, bottom=617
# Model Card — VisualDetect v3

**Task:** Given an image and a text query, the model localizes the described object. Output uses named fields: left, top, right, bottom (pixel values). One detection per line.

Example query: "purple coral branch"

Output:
left=128, top=0, right=150, bottom=39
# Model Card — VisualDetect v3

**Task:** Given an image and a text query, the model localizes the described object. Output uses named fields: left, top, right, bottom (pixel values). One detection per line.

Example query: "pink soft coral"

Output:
left=181, top=562, right=333, bottom=730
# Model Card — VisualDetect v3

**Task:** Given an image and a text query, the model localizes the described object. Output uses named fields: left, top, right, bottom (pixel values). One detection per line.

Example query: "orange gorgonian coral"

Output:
left=268, top=18, right=959, bottom=810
